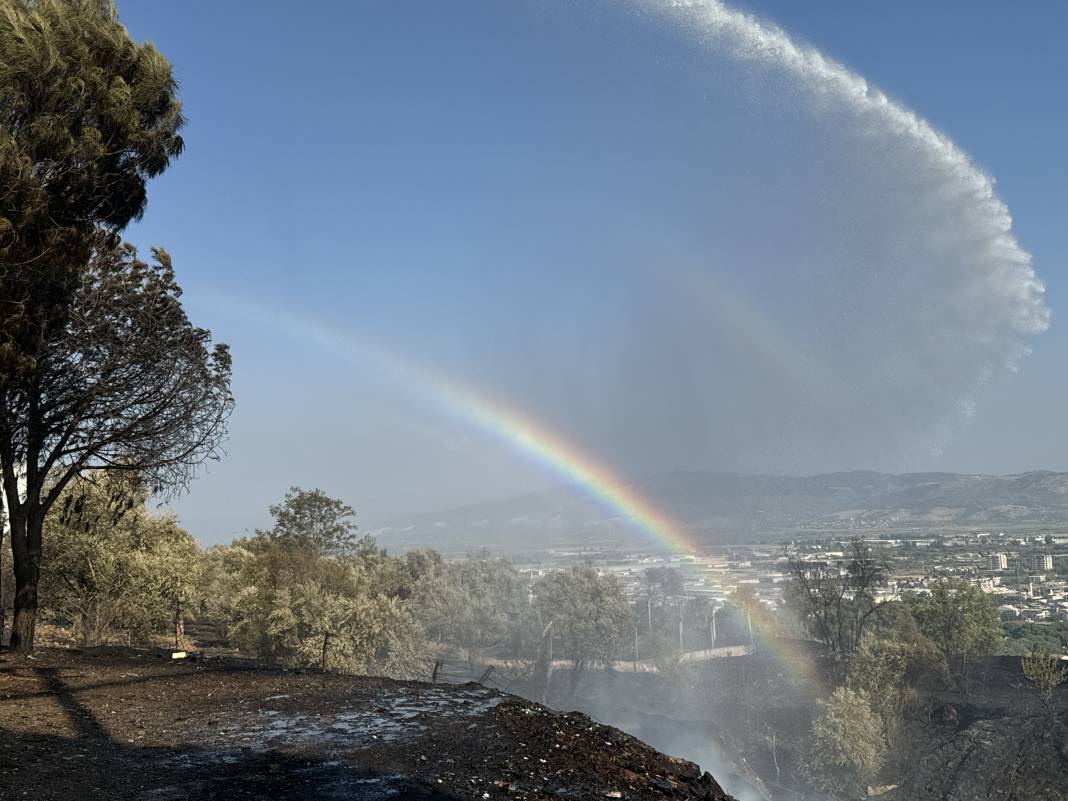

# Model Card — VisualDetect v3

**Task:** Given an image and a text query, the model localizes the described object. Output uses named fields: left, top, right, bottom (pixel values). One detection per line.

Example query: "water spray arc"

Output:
left=640, top=0, right=1047, bottom=355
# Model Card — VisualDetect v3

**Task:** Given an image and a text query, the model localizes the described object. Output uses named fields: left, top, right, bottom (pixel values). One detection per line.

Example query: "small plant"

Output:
left=1022, top=643, right=1067, bottom=701
left=803, top=686, right=886, bottom=796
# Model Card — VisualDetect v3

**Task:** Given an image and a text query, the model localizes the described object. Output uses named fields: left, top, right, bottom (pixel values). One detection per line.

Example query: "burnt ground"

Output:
left=882, top=657, right=1068, bottom=801
left=0, top=648, right=736, bottom=801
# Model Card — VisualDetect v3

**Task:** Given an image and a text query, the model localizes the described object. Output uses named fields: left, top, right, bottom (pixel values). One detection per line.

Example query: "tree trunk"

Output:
left=0, top=529, right=6, bottom=647
left=11, top=568, right=38, bottom=653
left=9, top=512, right=42, bottom=654
left=173, top=595, right=184, bottom=651
left=321, top=633, right=332, bottom=671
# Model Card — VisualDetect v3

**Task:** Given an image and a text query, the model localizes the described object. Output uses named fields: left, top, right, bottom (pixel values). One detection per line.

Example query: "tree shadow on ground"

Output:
left=3, top=667, right=461, bottom=801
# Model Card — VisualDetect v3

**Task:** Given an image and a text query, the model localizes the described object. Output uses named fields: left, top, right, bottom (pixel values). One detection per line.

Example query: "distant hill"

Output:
left=369, top=470, right=1068, bottom=553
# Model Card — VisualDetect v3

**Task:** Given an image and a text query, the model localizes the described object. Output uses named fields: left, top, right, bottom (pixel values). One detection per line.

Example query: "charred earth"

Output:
left=0, top=648, right=736, bottom=801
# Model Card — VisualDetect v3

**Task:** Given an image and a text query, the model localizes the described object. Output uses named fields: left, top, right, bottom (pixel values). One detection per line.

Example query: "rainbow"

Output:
left=208, top=294, right=697, bottom=556
left=743, top=595, right=827, bottom=694
left=421, top=377, right=698, bottom=555
left=208, top=294, right=830, bottom=694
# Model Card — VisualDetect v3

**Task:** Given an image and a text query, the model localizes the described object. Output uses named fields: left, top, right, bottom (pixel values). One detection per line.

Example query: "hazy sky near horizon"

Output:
left=117, top=1, right=1067, bottom=544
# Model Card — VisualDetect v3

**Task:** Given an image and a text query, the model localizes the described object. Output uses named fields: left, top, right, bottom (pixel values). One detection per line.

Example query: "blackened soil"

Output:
left=0, top=648, right=736, bottom=801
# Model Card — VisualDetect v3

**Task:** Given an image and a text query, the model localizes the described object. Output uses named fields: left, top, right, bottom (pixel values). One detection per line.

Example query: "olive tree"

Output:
left=845, top=634, right=917, bottom=747
left=414, top=554, right=536, bottom=664
left=804, top=686, right=886, bottom=796
left=221, top=535, right=429, bottom=678
left=911, top=579, right=1002, bottom=694
left=40, top=472, right=199, bottom=646
left=535, top=565, right=630, bottom=695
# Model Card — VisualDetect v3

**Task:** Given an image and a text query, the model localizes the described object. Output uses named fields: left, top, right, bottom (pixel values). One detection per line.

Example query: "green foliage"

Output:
left=910, top=579, right=1003, bottom=693
left=0, top=0, right=185, bottom=380
left=209, top=526, right=429, bottom=679
left=845, top=634, right=917, bottom=746
left=0, top=3, right=229, bottom=654
left=868, top=599, right=947, bottom=682
left=1003, top=621, right=1068, bottom=655
left=2, top=235, right=231, bottom=653
left=1022, top=643, right=1067, bottom=701
left=413, top=554, right=537, bottom=664
left=258, top=487, right=368, bottom=557
left=0, top=0, right=183, bottom=238
left=40, top=473, right=199, bottom=646
left=536, top=565, right=630, bottom=692
left=43, top=241, right=232, bottom=493
left=804, top=686, right=886, bottom=796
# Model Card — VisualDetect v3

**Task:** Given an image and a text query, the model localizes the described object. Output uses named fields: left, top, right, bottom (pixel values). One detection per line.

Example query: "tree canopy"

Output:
left=258, top=487, right=367, bottom=557
left=910, top=579, right=1002, bottom=693
left=1, top=229, right=230, bottom=651
left=0, top=0, right=183, bottom=231
left=784, top=539, right=889, bottom=658
left=0, top=0, right=185, bottom=373
left=535, top=564, right=630, bottom=694
left=40, top=472, right=198, bottom=646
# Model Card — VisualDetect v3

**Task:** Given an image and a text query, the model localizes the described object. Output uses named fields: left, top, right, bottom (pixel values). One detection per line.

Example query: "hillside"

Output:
left=880, top=655, right=1068, bottom=801
left=371, top=470, right=1068, bottom=552
left=568, top=653, right=1068, bottom=801
left=0, top=648, right=736, bottom=801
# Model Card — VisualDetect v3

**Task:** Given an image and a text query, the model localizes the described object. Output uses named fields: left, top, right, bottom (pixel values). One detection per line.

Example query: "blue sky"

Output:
left=116, top=1, right=1067, bottom=543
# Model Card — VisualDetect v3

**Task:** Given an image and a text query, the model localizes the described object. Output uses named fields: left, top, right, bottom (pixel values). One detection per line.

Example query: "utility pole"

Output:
left=711, top=606, right=717, bottom=647
left=539, top=620, right=554, bottom=705
left=633, top=623, right=639, bottom=672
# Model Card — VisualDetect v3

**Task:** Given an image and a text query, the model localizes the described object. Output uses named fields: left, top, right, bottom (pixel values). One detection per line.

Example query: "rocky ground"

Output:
left=0, top=648, right=736, bottom=801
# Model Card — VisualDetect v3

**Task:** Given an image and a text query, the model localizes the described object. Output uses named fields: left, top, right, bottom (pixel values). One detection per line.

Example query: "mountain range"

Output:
left=370, top=470, right=1068, bottom=553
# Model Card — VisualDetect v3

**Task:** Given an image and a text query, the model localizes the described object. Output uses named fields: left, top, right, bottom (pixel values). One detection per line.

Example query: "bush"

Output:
left=1022, top=643, right=1067, bottom=701
left=213, top=535, right=430, bottom=678
left=40, top=474, right=199, bottom=646
left=804, top=686, right=886, bottom=796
